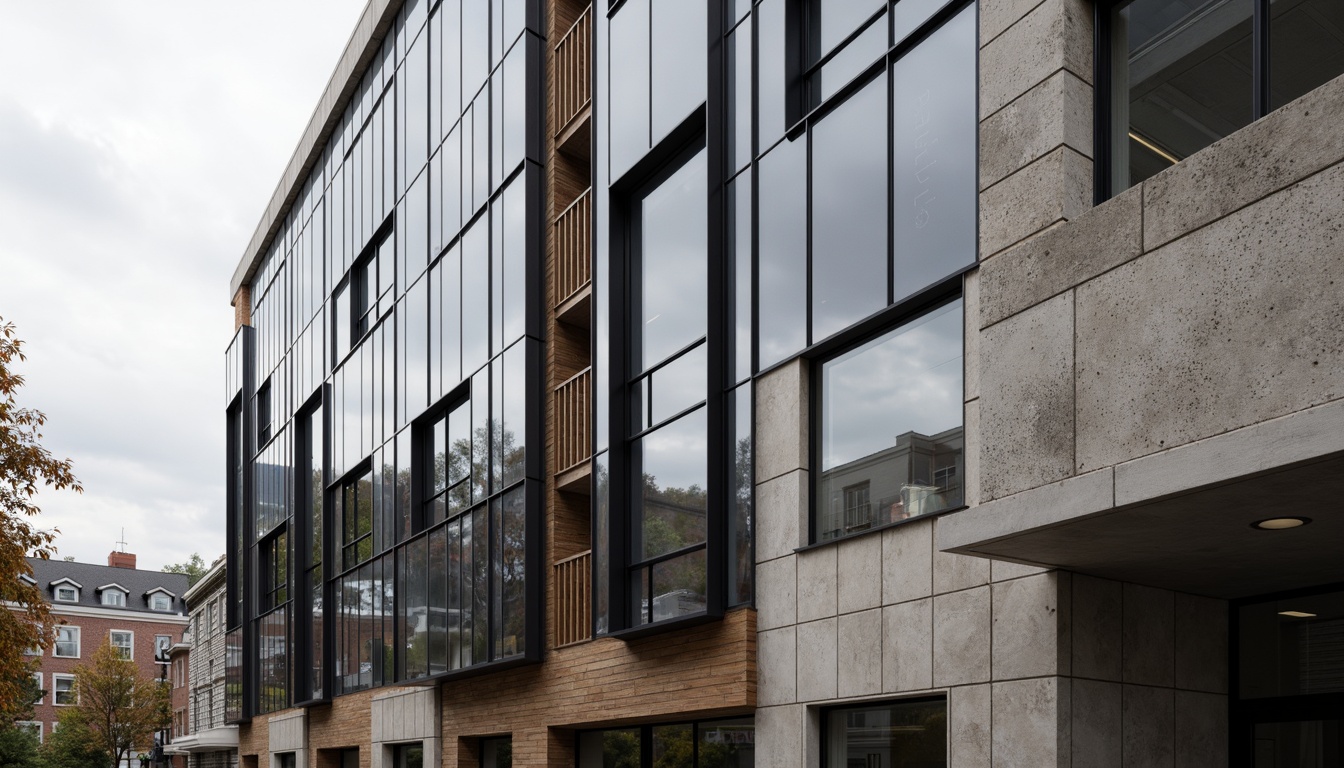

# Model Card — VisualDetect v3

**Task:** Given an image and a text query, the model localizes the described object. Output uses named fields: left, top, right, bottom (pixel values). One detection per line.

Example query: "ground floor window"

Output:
left=276, top=753, right=296, bottom=768
left=578, top=717, right=754, bottom=768
left=481, top=737, right=512, bottom=768
left=822, top=698, right=946, bottom=768
left=393, top=744, right=422, bottom=768
left=1233, top=584, right=1343, bottom=767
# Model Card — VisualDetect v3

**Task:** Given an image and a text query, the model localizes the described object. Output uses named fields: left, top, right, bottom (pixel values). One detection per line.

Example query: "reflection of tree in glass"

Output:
left=602, top=730, right=640, bottom=768
left=730, top=436, right=753, bottom=604
left=652, top=725, right=694, bottom=768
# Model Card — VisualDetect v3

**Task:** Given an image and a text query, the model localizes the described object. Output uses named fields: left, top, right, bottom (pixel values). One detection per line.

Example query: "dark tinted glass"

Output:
left=1270, top=0, right=1344, bottom=110
left=817, top=299, right=963, bottom=542
left=824, top=699, right=947, bottom=766
left=1108, top=0, right=1253, bottom=194
left=812, top=73, right=888, bottom=341
left=651, top=0, right=707, bottom=142
left=756, top=136, right=807, bottom=369
left=652, top=724, right=695, bottom=768
left=1239, top=588, right=1344, bottom=699
left=638, top=149, right=707, bottom=371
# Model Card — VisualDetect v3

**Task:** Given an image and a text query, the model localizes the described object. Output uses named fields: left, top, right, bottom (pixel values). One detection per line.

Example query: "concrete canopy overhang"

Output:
left=939, top=399, right=1344, bottom=599
left=166, top=726, right=238, bottom=753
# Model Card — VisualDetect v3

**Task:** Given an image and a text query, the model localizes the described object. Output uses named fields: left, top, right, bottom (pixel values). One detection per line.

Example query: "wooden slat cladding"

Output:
left=553, top=188, right=592, bottom=309
left=553, top=6, right=592, bottom=139
left=553, top=549, right=593, bottom=646
left=553, top=367, right=591, bottom=474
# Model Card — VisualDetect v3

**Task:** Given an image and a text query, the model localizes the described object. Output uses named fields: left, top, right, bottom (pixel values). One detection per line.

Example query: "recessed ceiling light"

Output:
left=1278, top=611, right=1317, bottom=618
left=1250, top=517, right=1311, bottom=530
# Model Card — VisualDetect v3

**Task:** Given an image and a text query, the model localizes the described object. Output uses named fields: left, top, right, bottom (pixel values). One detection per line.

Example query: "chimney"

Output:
left=108, top=551, right=137, bottom=569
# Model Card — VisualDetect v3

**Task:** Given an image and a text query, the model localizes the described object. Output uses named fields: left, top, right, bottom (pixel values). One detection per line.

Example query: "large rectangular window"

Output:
left=1100, top=0, right=1344, bottom=196
left=578, top=718, right=755, bottom=768
left=815, top=298, right=963, bottom=543
left=54, top=626, right=80, bottom=658
left=822, top=698, right=947, bottom=767
left=754, top=0, right=977, bottom=370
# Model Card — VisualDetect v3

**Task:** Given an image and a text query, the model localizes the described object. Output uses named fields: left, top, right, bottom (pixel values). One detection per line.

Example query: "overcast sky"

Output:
left=0, top=2, right=367, bottom=570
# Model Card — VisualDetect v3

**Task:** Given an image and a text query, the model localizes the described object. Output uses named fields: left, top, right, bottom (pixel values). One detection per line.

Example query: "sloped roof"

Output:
left=25, top=557, right=190, bottom=615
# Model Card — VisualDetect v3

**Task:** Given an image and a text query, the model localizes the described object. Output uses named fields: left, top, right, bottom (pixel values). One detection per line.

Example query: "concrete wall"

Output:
left=753, top=358, right=1076, bottom=767
left=977, top=61, right=1344, bottom=505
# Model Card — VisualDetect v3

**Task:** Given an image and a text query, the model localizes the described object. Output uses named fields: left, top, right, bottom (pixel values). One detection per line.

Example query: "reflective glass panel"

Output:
left=812, top=73, right=888, bottom=341
left=609, top=0, right=651, bottom=177
left=756, top=136, right=807, bottom=369
left=817, top=299, right=963, bottom=542
left=892, top=4, right=977, bottom=301
left=651, top=0, right=707, bottom=141
left=638, top=148, right=707, bottom=372
left=814, top=0, right=885, bottom=57
left=635, top=408, right=708, bottom=561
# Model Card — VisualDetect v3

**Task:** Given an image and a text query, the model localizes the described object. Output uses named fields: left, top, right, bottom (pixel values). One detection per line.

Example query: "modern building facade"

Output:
left=15, top=553, right=189, bottom=755
left=166, top=558, right=240, bottom=768
left=222, top=0, right=1344, bottom=764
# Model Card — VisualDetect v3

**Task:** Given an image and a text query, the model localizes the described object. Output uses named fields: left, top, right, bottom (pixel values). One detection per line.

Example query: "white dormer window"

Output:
left=97, top=583, right=129, bottom=607
left=144, top=587, right=177, bottom=612
left=49, top=578, right=82, bottom=603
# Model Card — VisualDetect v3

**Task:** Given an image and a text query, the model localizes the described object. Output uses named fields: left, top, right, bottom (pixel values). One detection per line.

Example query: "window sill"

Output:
left=794, top=504, right=967, bottom=554
left=605, top=610, right=721, bottom=642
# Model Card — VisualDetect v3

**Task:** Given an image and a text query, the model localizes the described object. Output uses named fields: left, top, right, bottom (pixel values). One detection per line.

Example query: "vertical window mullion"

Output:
left=1253, top=0, right=1270, bottom=118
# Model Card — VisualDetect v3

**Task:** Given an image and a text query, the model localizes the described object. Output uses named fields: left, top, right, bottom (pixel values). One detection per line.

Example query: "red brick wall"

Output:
left=25, top=607, right=187, bottom=737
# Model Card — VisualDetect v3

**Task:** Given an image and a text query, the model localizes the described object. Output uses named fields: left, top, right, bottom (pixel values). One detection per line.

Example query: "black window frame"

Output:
left=1094, top=0, right=1290, bottom=202
left=819, top=695, right=949, bottom=767
left=604, top=105, right=728, bottom=639
left=258, top=524, right=289, bottom=613
left=805, top=278, right=967, bottom=547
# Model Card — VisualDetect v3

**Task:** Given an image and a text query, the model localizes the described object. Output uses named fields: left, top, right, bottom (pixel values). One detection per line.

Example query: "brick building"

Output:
left=17, top=552, right=189, bottom=757
left=222, top=0, right=1344, bottom=764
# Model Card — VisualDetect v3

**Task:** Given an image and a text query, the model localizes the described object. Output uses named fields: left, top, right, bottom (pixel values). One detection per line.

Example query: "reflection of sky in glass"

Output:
left=892, top=4, right=976, bottom=298
left=638, top=407, right=708, bottom=496
left=812, top=73, right=888, bottom=341
left=822, top=299, right=962, bottom=470
left=640, top=148, right=707, bottom=371
left=818, top=0, right=886, bottom=56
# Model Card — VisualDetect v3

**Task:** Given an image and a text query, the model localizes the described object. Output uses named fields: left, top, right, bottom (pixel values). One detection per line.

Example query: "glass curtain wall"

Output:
left=230, top=0, right=541, bottom=718
left=593, top=0, right=974, bottom=633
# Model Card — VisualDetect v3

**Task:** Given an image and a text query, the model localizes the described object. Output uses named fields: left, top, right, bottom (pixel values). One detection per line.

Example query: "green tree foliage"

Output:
left=65, top=641, right=169, bottom=768
left=0, top=724, right=40, bottom=768
left=161, top=553, right=208, bottom=586
left=0, top=318, right=82, bottom=718
left=37, top=709, right=109, bottom=768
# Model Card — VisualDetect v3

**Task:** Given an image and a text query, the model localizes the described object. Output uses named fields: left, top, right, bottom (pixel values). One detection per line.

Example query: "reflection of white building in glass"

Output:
left=818, top=427, right=964, bottom=540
